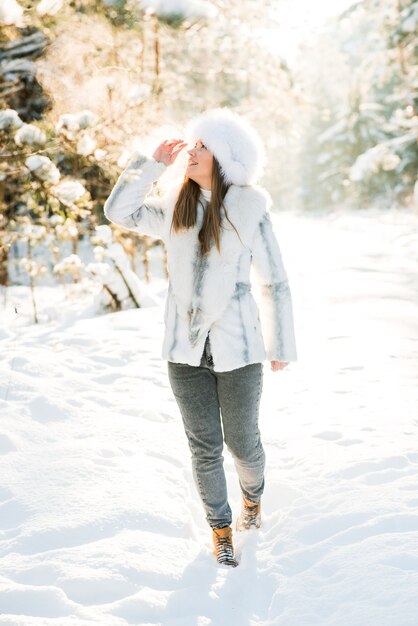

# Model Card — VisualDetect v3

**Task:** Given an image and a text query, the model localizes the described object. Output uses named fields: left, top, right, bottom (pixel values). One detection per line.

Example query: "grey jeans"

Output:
left=167, top=331, right=265, bottom=529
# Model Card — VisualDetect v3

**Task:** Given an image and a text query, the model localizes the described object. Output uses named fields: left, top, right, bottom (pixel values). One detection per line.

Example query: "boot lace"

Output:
left=240, top=501, right=260, bottom=528
left=215, top=535, right=236, bottom=565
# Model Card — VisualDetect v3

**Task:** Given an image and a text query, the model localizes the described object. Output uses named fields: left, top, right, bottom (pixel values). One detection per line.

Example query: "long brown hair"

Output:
left=170, top=157, right=243, bottom=255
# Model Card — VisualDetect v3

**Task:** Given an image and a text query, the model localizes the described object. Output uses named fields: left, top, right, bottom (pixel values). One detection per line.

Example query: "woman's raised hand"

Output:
left=153, top=139, right=188, bottom=166
left=270, top=360, right=289, bottom=372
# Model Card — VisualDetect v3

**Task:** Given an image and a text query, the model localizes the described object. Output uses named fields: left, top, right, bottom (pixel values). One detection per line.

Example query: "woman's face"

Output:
left=186, top=139, right=213, bottom=189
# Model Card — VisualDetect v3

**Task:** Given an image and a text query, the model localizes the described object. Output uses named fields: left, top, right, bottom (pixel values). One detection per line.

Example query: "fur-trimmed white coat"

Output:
left=104, top=154, right=297, bottom=372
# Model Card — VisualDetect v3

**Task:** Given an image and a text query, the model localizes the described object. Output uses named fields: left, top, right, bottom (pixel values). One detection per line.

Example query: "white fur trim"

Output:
left=184, top=107, right=265, bottom=186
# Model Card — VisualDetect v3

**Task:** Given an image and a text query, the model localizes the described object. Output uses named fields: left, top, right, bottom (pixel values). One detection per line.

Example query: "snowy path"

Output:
left=1, top=208, right=417, bottom=626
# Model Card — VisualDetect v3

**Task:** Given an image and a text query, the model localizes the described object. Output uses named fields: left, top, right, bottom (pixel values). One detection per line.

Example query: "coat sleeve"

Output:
left=103, top=153, right=168, bottom=240
left=250, top=210, right=298, bottom=362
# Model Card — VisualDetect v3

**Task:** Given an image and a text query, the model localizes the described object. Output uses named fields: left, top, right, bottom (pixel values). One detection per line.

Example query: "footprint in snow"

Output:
left=146, top=450, right=184, bottom=468
left=313, top=431, right=342, bottom=441
left=89, top=355, right=127, bottom=366
left=141, top=409, right=173, bottom=422
left=0, top=583, right=78, bottom=617
left=336, top=438, right=363, bottom=446
left=92, top=373, right=122, bottom=384
left=118, top=408, right=172, bottom=422
left=297, top=511, right=370, bottom=545
left=0, top=434, right=16, bottom=454
left=332, top=455, right=410, bottom=480
left=0, top=497, right=30, bottom=530
left=29, top=396, right=70, bottom=422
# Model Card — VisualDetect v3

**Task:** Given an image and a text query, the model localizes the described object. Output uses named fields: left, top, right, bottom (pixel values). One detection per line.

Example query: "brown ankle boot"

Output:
left=236, top=496, right=261, bottom=531
left=212, top=526, right=239, bottom=567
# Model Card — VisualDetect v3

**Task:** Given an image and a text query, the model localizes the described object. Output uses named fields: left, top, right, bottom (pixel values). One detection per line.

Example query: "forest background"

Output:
left=0, top=0, right=417, bottom=316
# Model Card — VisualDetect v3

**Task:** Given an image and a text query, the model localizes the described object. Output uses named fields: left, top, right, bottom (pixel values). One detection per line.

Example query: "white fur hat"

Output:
left=184, top=107, right=265, bottom=186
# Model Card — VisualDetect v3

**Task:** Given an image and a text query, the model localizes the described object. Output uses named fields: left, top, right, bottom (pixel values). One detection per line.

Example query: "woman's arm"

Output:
left=104, top=139, right=187, bottom=239
left=251, top=210, right=298, bottom=363
left=103, top=153, right=168, bottom=240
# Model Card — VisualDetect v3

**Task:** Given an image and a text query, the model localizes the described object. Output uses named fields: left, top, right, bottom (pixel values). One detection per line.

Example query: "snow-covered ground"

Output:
left=1, top=207, right=417, bottom=626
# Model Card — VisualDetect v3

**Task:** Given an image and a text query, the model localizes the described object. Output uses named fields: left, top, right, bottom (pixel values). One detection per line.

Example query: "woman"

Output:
left=104, top=107, right=297, bottom=568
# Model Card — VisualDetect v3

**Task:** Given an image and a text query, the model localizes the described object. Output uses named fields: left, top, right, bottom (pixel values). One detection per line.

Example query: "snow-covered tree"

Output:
left=295, top=0, right=417, bottom=209
left=86, top=225, right=159, bottom=311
